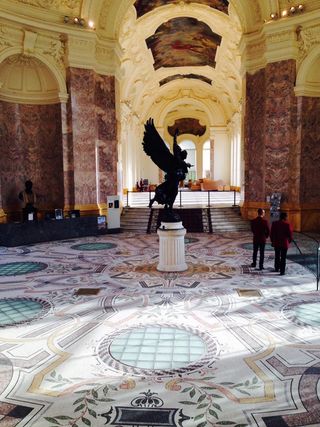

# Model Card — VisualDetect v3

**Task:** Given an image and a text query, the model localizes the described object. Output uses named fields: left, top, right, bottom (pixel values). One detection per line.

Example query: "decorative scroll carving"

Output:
left=296, top=24, right=320, bottom=63
left=42, top=39, right=65, bottom=67
left=0, top=25, right=14, bottom=50
left=6, top=54, right=38, bottom=66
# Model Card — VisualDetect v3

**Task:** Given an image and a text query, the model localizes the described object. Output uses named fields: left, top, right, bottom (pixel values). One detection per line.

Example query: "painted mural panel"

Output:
left=160, top=74, right=212, bottom=86
left=168, top=118, right=206, bottom=136
left=134, top=0, right=229, bottom=18
left=147, top=18, right=222, bottom=69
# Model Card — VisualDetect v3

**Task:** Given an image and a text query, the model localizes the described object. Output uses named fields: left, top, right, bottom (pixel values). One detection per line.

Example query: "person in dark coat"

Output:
left=250, top=208, right=270, bottom=270
left=270, top=212, right=293, bottom=275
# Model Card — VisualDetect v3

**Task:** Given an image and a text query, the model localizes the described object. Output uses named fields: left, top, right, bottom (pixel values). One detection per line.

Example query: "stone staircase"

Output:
left=120, top=207, right=151, bottom=233
left=210, top=207, right=250, bottom=232
left=120, top=207, right=250, bottom=234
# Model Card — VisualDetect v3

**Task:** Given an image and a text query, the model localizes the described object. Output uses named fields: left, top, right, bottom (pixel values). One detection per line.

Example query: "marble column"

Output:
left=95, top=74, right=117, bottom=214
left=66, top=68, right=117, bottom=215
left=243, top=60, right=304, bottom=229
left=67, top=67, right=97, bottom=214
left=298, top=96, right=320, bottom=230
left=61, top=101, right=75, bottom=213
left=210, top=139, right=215, bottom=180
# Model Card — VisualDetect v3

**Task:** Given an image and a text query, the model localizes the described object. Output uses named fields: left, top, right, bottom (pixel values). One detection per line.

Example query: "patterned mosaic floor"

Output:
left=0, top=231, right=318, bottom=427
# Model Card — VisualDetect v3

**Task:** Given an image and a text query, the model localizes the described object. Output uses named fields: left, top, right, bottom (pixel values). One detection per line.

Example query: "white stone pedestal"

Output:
left=157, top=221, right=187, bottom=272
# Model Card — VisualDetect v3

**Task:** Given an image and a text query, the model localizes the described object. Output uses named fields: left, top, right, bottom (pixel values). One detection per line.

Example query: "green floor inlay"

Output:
left=0, top=298, right=49, bottom=326
left=109, top=326, right=206, bottom=370
left=185, top=237, right=199, bottom=244
left=71, top=242, right=116, bottom=251
left=293, top=302, right=320, bottom=327
left=0, top=262, right=47, bottom=276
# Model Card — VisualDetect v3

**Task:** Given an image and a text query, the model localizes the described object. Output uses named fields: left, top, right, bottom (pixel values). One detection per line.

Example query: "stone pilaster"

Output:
left=95, top=74, right=117, bottom=215
left=67, top=67, right=97, bottom=214
left=66, top=68, right=118, bottom=216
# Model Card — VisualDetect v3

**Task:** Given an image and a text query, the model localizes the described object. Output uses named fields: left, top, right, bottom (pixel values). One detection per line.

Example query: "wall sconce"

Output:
left=270, top=4, right=305, bottom=21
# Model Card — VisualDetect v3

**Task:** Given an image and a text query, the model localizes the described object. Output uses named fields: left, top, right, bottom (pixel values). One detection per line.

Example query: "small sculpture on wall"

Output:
left=142, top=118, right=192, bottom=221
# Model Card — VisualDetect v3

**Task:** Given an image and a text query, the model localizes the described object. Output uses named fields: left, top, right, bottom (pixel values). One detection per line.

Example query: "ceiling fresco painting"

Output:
left=146, top=18, right=222, bottom=69
left=160, top=74, right=212, bottom=86
left=134, top=0, right=229, bottom=18
left=168, top=118, right=207, bottom=137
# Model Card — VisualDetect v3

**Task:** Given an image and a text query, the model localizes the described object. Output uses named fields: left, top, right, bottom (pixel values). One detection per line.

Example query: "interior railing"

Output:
left=125, top=189, right=240, bottom=208
left=290, top=232, right=320, bottom=290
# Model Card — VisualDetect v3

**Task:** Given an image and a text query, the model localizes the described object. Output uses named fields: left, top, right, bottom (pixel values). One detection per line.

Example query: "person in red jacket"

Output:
left=250, top=208, right=270, bottom=270
left=270, top=212, right=293, bottom=275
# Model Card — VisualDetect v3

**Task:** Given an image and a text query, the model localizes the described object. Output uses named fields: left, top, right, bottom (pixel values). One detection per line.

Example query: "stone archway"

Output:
left=0, top=53, right=64, bottom=220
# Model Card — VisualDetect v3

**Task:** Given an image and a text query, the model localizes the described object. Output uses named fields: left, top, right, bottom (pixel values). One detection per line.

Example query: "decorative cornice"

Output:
left=65, top=34, right=96, bottom=69
left=95, top=39, right=121, bottom=75
left=239, top=31, right=266, bottom=75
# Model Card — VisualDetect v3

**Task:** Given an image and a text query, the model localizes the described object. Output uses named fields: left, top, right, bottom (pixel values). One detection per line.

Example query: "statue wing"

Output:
left=142, top=118, right=176, bottom=173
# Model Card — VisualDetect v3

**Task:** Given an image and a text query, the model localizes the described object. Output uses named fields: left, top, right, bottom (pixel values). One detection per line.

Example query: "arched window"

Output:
left=179, top=140, right=196, bottom=181
left=203, top=140, right=211, bottom=178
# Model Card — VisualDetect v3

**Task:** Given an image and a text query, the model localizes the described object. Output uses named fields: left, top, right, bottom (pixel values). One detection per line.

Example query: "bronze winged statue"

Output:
left=142, top=118, right=192, bottom=221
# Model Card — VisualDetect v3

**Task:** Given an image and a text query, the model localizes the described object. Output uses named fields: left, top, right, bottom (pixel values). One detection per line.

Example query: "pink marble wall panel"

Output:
left=298, top=96, right=320, bottom=204
left=60, top=102, right=75, bottom=208
left=95, top=74, right=117, bottom=199
left=244, top=68, right=266, bottom=201
left=264, top=60, right=299, bottom=204
left=0, top=101, right=64, bottom=212
left=67, top=68, right=97, bottom=206
left=244, top=60, right=299, bottom=205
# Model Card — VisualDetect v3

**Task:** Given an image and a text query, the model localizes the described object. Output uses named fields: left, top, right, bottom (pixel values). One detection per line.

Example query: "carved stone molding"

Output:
left=16, top=0, right=80, bottom=13
left=297, top=24, right=320, bottom=63
left=35, top=33, right=66, bottom=75
left=0, top=25, right=16, bottom=51
left=98, top=0, right=112, bottom=30
left=41, top=39, right=65, bottom=67
left=266, top=29, right=294, bottom=45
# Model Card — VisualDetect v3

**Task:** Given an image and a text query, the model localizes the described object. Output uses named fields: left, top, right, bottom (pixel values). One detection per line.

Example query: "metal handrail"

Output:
left=124, top=189, right=240, bottom=209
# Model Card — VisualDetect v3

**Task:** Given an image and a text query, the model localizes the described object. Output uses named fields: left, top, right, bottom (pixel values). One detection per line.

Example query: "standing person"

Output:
left=251, top=208, right=270, bottom=270
left=270, top=212, right=293, bottom=275
left=19, top=180, right=37, bottom=221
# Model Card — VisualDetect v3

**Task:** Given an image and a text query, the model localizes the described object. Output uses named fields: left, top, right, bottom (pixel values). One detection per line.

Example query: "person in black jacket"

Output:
left=251, top=208, right=270, bottom=270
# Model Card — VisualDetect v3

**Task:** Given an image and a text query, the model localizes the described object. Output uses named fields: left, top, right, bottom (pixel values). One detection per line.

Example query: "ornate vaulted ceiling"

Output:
left=117, top=1, right=241, bottom=130
left=1, top=0, right=319, bottom=133
left=134, top=0, right=229, bottom=18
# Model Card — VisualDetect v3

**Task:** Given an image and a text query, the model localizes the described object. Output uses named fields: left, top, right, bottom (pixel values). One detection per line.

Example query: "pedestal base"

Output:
left=157, top=221, right=187, bottom=272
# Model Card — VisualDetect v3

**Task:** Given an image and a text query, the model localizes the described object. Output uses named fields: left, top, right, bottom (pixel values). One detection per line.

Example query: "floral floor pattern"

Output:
left=0, top=231, right=318, bottom=427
